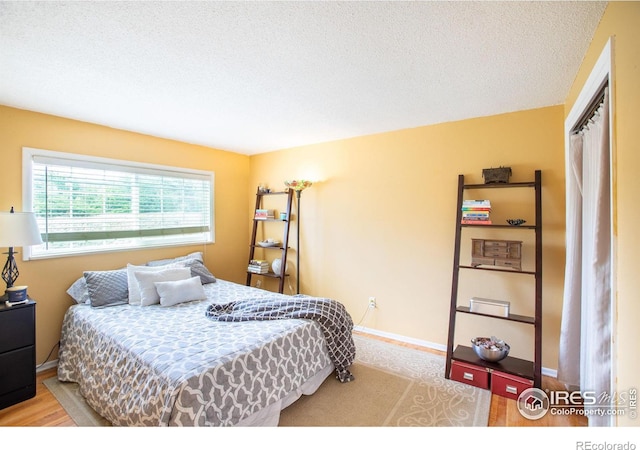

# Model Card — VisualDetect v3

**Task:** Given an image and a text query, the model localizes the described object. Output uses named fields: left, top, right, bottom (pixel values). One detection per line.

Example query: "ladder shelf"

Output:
left=445, top=170, right=542, bottom=389
left=246, top=188, right=294, bottom=294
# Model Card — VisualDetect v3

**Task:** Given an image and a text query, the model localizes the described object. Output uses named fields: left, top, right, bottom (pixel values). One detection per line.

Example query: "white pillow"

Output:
left=155, top=276, right=206, bottom=307
left=134, top=267, right=192, bottom=306
left=126, top=263, right=183, bottom=305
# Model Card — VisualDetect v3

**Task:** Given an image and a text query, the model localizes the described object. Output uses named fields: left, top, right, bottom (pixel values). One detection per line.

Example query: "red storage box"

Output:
left=491, top=371, right=533, bottom=400
left=450, top=361, right=489, bottom=389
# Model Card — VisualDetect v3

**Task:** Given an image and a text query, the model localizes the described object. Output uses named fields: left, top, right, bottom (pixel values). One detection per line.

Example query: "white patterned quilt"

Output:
left=57, top=280, right=335, bottom=426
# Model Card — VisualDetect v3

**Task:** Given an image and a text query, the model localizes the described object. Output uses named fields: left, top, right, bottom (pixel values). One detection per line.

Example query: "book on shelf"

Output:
left=461, top=219, right=492, bottom=225
left=462, top=207, right=491, bottom=212
left=249, top=259, right=269, bottom=267
left=461, top=215, right=491, bottom=220
left=462, top=199, right=491, bottom=224
left=462, top=202, right=491, bottom=206
left=254, top=209, right=275, bottom=220
left=462, top=211, right=490, bottom=218
left=462, top=199, right=491, bottom=206
left=248, top=259, right=270, bottom=274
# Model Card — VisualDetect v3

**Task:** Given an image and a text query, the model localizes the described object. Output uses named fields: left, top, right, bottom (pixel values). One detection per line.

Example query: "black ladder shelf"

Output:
left=246, top=188, right=294, bottom=294
left=444, top=170, right=543, bottom=388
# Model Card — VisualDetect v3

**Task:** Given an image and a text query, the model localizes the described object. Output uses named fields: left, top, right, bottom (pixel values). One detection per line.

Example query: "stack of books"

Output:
left=248, top=259, right=270, bottom=274
left=461, top=199, right=492, bottom=224
left=254, top=209, right=275, bottom=220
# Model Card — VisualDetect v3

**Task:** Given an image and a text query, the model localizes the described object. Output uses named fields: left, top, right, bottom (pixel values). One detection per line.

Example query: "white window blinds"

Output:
left=23, top=148, right=214, bottom=258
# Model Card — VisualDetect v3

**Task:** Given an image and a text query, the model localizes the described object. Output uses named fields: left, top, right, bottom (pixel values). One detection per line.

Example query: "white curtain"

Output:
left=558, top=131, right=584, bottom=390
left=558, top=89, right=611, bottom=427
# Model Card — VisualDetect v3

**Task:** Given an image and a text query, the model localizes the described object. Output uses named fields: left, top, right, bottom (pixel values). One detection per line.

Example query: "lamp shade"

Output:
left=284, top=180, right=312, bottom=192
left=0, top=211, right=43, bottom=247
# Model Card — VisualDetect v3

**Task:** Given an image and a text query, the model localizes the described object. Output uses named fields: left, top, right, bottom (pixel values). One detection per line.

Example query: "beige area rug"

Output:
left=280, top=334, right=491, bottom=426
left=43, top=377, right=111, bottom=427
left=43, top=334, right=490, bottom=427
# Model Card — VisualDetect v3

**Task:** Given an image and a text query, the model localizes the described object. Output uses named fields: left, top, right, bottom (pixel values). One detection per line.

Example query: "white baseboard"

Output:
left=36, top=359, right=58, bottom=373
left=354, top=325, right=558, bottom=378
left=354, top=325, right=447, bottom=352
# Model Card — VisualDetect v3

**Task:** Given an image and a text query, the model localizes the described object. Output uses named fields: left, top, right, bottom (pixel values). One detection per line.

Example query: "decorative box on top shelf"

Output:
left=482, top=166, right=512, bottom=184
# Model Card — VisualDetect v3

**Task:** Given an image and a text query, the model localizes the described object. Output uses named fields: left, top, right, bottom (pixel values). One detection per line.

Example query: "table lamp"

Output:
left=0, top=207, right=43, bottom=289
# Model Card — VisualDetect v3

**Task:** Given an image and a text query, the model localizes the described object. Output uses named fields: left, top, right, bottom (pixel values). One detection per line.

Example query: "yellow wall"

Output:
left=250, top=105, right=566, bottom=370
left=564, top=2, right=640, bottom=426
left=0, top=105, right=251, bottom=365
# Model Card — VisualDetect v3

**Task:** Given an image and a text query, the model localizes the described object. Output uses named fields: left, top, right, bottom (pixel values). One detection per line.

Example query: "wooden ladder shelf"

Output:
left=246, top=187, right=294, bottom=294
left=445, top=170, right=543, bottom=389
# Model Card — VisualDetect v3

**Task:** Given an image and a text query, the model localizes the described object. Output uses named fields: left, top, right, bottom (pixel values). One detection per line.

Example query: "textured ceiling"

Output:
left=0, top=1, right=607, bottom=155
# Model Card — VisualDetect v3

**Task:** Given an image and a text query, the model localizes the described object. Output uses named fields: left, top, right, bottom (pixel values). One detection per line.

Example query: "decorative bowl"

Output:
left=471, top=337, right=510, bottom=362
left=258, top=240, right=280, bottom=247
left=506, top=218, right=526, bottom=226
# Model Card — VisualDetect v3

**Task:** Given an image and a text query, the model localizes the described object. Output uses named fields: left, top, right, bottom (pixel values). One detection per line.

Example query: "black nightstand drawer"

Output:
left=0, top=346, right=36, bottom=397
left=0, top=304, right=35, bottom=353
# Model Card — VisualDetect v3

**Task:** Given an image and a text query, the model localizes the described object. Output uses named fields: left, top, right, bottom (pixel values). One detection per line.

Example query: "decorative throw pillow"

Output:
left=146, top=251, right=203, bottom=266
left=67, top=276, right=90, bottom=304
left=83, top=269, right=129, bottom=308
left=182, top=259, right=216, bottom=284
left=155, top=276, right=206, bottom=307
left=134, top=267, right=192, bottom=306
left=145, top=252, right=215, bottom=284
left=126, top=262, right=184, bottom=305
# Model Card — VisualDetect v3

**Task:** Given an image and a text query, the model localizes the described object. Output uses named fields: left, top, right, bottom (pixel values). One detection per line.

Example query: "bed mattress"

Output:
left=57, top=280, right=334, bottom=426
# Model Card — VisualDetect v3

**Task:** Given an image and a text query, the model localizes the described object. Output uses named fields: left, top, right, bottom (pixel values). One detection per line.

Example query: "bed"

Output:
left=57, top=253, right=355, bottom=426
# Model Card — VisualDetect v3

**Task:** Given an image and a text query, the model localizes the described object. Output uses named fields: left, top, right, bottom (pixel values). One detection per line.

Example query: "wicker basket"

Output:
left=482, top=166, right=512, bottom=184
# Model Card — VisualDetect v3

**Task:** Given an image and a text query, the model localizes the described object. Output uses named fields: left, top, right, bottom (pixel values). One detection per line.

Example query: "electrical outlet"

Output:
left=368, top=297, right=376, bottom=309
left=255, top=280, right=262, bottom=288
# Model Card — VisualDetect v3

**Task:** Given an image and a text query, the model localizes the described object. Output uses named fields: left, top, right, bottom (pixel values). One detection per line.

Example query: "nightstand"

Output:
left=0, top=298, right=36, bottom=410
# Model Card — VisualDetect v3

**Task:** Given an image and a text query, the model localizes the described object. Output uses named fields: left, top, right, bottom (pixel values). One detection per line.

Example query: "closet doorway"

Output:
left=558, top=37, right=616, bottom=427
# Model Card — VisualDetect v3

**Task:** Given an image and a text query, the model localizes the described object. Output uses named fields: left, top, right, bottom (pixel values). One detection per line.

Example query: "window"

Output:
left=22, top=148, right=214, bottom=259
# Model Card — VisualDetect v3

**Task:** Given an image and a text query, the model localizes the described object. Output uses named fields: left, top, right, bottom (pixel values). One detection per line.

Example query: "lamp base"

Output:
left=2, top=247, right=18, bottom=289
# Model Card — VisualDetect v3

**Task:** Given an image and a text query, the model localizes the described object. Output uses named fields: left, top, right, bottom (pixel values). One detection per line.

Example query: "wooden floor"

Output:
left=0, top=367, right=75, bottom=427
left=364, top=332, right=587, bottom=427
left=0, top=332, right=587, bottom=427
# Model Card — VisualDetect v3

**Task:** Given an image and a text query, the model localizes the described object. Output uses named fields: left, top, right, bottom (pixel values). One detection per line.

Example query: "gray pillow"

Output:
left=147, top=252, right=216, bottom=284
left=182, top=259, right=216, bottom=284
left=146, top=252, right=203, bottom=266
left=83, top=269, right=129, bottom=308
left=67, top=277, right=90, bottom=304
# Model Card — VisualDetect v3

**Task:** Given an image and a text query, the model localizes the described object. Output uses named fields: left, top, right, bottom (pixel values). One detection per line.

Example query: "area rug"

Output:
left=279, top=334, right=491, bottom=426
left=42, top=377, right=111, bottom=427
left=43, top=334, right=490, bottom=427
